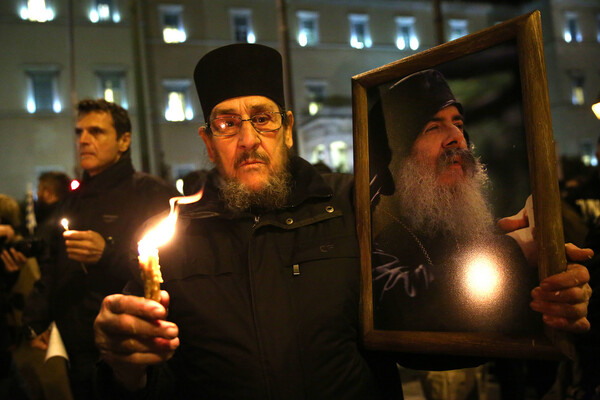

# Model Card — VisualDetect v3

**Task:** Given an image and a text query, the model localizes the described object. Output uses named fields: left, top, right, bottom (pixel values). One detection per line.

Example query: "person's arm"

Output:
left=94, top=291, right=179, bottom=392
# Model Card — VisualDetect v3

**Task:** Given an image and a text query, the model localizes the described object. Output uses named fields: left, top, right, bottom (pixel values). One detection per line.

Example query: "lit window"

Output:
left=163, top=80, right=193, bottom=122
left=305, top=80, right=326, bottom=116
left=25, top=69, right=61, bottom=113
left=395, top=16, right=419, bottom=50
left=330, top=141, right=350, bottom=173
left=597, top=14, right=600, bottom=43
left=564, top=12, right=582, bottom=43
left=20, top=0, right=54, bottom=22
left=160, top=5, right=186, bottom=43
left=570, top=75, right=585, bottom=105
left=230, top=9, right=255, bottom=43
left=89, top=0, right=120, bottom=23
left=96, top=71, right=127, bottom=108
left=348, top=14, right=371, bottom=49
left=448, top=19, right=468, bottom=41
left=297, top=11, right=319, bottom=47
left=580, top=139, right=596, bottom=166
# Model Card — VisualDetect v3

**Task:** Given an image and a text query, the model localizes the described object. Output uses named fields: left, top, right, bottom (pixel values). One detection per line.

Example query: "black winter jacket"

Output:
left=23, top=154, right=177, bottom=372
left=99, top=156, right=401, bottom=399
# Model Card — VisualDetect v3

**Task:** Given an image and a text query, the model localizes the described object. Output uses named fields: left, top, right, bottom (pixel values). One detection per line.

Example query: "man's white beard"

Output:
left=393, top=150, right=495, bottom=243
left=219, top=148, right=291, bottom=212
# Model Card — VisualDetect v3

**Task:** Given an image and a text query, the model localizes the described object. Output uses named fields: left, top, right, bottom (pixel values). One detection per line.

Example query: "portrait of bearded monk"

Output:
left=370, top=69, right=540, bottom=333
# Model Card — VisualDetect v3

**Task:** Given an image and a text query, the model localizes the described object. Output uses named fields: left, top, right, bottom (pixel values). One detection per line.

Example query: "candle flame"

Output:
left=138, top=188, right=204, bottom=256
left=60, top=218, right=69, bottom=231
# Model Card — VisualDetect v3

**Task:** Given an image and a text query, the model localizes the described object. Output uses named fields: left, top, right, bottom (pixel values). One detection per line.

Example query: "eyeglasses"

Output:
left=207, top=111, right=286, bottom=137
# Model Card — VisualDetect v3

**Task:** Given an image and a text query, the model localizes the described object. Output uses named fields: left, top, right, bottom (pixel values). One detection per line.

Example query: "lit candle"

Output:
left=137, top=189, right=204, bottom=301
left=60, top=217, right=88, bottom=274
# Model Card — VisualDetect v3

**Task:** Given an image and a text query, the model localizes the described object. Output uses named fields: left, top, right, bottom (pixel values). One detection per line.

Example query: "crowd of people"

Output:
left=0, top=42, right=597, bottom=400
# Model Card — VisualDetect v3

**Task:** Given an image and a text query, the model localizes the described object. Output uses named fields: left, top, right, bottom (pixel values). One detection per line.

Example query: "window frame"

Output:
left=159, top=4, right=186, bottom=44
left=348, top=13, right=372, bottom=49
left=229, top=8, right=255, bottom=43
left=297, top=11, right=319, bottom=47
left=163, top=79, right=194, bottom=122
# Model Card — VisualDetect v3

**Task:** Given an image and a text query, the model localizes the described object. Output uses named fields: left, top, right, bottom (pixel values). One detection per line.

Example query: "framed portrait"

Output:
left=353, top=11, right=569, bottom=359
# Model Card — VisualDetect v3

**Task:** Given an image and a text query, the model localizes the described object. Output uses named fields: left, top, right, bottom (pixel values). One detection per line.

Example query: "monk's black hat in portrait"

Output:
left=380, top=69, right=465, bottom=156
left=193, top=43, right=286, bottom=120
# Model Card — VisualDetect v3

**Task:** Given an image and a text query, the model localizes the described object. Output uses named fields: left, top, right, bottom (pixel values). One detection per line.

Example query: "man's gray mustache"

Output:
left=437, top=148, right=476, bottom=174
left=234, top=151, right=271, bottom=168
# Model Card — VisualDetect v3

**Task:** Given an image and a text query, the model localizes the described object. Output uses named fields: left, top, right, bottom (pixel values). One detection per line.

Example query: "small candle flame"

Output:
left=138, top=189, right=204, bottom=255
left=60, top=218, right=69, bottom=231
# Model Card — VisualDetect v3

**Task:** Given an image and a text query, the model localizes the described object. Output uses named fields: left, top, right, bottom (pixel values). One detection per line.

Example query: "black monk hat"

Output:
left=380, top=69, right=466, bottom=156
left=193, top=43, right=285, bottom=120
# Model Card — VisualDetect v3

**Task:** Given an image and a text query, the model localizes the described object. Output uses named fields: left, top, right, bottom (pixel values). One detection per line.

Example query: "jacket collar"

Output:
left=77, top=153, right=135, bottom=197
left=179, top=156, right=333, bottom=218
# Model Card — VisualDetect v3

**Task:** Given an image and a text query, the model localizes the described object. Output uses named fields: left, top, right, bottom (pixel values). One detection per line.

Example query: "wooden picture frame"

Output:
left=353, top=11, right=568, bottom=359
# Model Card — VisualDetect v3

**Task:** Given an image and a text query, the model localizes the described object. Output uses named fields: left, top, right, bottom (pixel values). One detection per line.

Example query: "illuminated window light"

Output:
left=104, top=88, right=114, bottom=103
left=572, top=86, right=585, bottom=105
left=163, top=27, right=186, bottom=43
left=350, top=36, right=364, bottom=49
left=185, top=107, right=194, bottom=120
left=113, top=12, right=121, bottom=23
left=98, top=4, right=110, bottom=20
left=165, top=91, right=186, bottom=121
left=21, top=0, right=54, bottom=22
left=89, top=10, right=99, bottom=23
left=592, top=101, right=600, bottom=119
left=409, top=37, right=419, bottom=50
left=298, top=32, right=308, bottom=47
left=53, top=99, right=62, bottom=113
left=396, top=37, right=406, bottom=50
left=27, top=99, right=36, bottom=113
left=247, top=32, right=256, bottom=44
left=308, top=102, right=320, bottom=116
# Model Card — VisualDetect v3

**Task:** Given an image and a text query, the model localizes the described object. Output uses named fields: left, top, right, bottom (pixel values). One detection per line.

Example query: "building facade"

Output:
left=0, top=0, right=598, bottom=200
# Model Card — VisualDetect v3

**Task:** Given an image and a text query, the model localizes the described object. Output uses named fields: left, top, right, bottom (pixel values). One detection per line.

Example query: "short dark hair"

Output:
left=38, top=171, right=71, bottom=201
left=76, top=99, right=131, bottom=138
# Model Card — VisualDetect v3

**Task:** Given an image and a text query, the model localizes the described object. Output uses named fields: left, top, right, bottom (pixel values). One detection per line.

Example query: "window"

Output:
left=570, top=74, right=585, bottom=105
left=25, top=69, right=61, bottom=113
left=159, top=5, right=186, bottom=43
left=20, top=0, right=54, bottom=22
left=230, top=9, right=255, bottom=43
left=305, top=80, right=326, bottom=116
left=330, top=141, right=350, bottom=173
left=580, top=139, right=597, bottom=166
left=89, top=0, right=120, bottom=23
left=563, top=12, right=582, bottom=43
left=297, top=11, right=319, bottom=47
left=348, top=14, right=371, bottom=49
left=163, top=80, right=193, bottom=122
left=596, top=14, right=600, bottom=43
left=448, top=19, right=468, bottom=41
left=395, top=16, right=419, bottom=50
left=96, top=70, right=127, bottom=108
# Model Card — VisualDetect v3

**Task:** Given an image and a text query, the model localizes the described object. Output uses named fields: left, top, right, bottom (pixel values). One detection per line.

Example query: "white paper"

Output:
left=45, top=321, right=69, bottom=362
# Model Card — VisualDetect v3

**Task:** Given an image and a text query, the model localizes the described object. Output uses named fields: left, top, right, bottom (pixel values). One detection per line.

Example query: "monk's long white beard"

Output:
left=394, top=151, right=494, bottom=243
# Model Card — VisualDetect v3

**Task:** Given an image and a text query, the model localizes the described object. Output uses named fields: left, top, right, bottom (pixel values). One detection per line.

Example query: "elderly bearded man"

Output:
left=371, top=69, right=546, bottom=333
left=93, top=46, right=592, bottom=400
